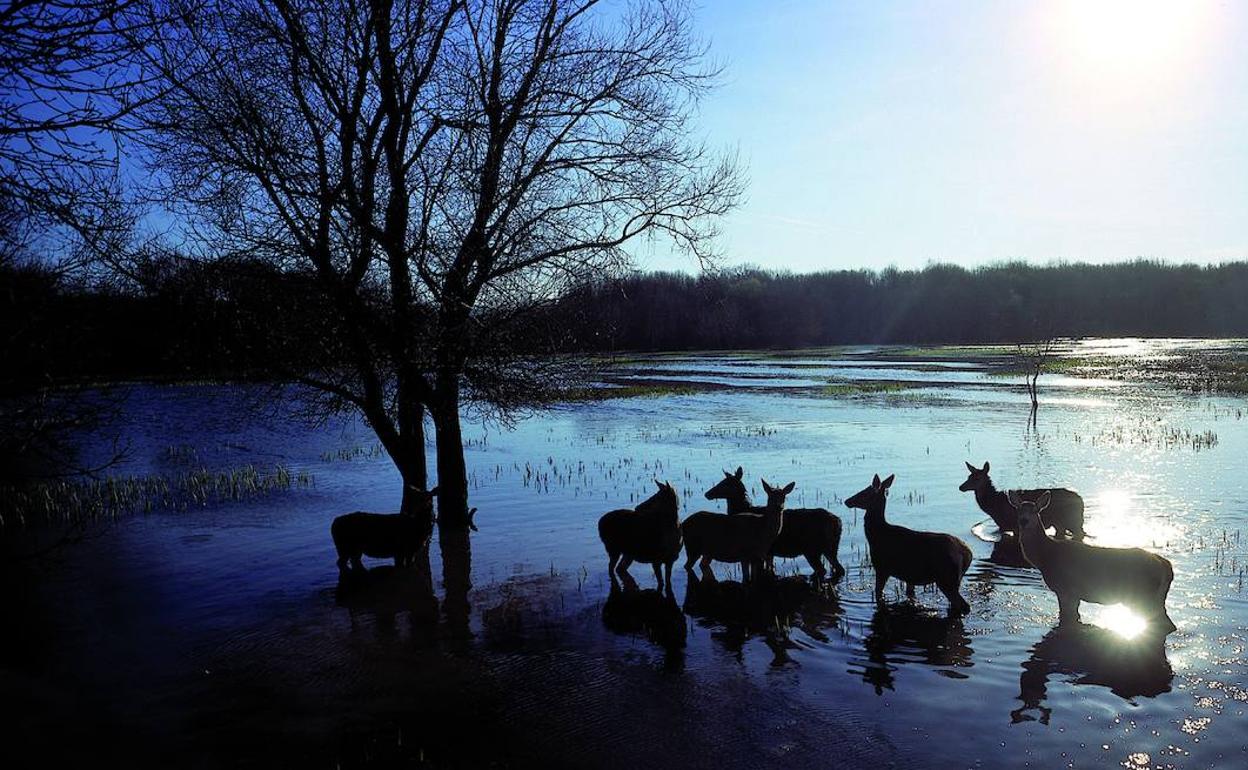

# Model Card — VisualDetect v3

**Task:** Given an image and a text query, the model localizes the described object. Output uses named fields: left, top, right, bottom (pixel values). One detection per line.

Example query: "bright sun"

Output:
left=1050, top=0, right=1213, bottom=87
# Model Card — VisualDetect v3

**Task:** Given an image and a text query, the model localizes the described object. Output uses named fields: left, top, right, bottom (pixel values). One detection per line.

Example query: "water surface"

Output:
left=5, top=340, right=1248, bottom=768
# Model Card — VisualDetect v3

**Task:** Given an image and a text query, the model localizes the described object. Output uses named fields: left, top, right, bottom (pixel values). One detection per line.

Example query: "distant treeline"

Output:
left=561, top=261, right=1248, bottom=350
left=6, top=260, right=1248, bottom=388
left=1, top=262, right=268, bottom=387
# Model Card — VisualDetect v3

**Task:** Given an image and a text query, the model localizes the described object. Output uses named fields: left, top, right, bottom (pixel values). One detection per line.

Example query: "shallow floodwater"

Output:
left=5, top=340, right=1248, bottom=768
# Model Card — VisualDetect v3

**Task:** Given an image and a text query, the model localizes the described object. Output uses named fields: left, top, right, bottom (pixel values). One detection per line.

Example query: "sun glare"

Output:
left=1088, top=488, right=1183, bottom=549
left=1092, top=603, right=1150, bottom=640
left=1049, top=0, right=1214, bottom=90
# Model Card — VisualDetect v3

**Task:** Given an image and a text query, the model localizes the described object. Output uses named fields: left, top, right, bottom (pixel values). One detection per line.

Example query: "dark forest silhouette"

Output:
left=8, top=259, right=1248, bottom=393
left=565, top=260, right=1248, bottom=350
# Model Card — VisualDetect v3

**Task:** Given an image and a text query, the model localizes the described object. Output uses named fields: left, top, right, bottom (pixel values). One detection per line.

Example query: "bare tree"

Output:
left=131, top=0, right=741, bottom=527
left=1015, top=336, right=1056, bottom=420
left=414, top=0, right=742, bottom=523
left=0, top=0, right=166, bottom=272
left=126, top=0, right=460, bottom=514
left=1, top=1, right=171, bottom=492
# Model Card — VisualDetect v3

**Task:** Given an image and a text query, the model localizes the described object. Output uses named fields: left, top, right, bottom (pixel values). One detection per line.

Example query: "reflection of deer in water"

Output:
left=1012, top=624, right=1173, bottom=724
left=959, top=462, right=1085, bottom=540
left=704, top=466, right=846, bottom=583
left=854, top=604, right=973, bottom=695
left=335, top=557, right=439, bottom=641
left=601, top=571, right=687, bottom=658
left=1012, top=492, right=1176, bottom=635
left=846, top=473, right=974, bottom=615
left=331, top=486, right=438, bottom=571
left=598, top=481, right=682, bottom=593
left=682, top=479, right=793, bottom=582
left=683, top=565, right=839, bottom=666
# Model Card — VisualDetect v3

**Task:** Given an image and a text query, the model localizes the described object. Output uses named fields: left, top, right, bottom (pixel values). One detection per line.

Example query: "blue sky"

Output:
left=638, top=1, right=1248, bottom=272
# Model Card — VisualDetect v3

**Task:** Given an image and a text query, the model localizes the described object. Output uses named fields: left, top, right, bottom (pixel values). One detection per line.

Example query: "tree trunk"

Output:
left=393, top=402, right=429, bottom=515
left=439, top=524, right=472, bottom=643
left=432, top=374, right=471, bottom=529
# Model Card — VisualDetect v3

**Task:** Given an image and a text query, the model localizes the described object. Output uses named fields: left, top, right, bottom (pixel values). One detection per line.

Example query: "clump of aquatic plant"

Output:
left=1074, top=421, right=1219, bottom=452
left=823, top=379, right=913, bottom=396
left=0, top=464, right=314, bottom=531
left=558, top=382, right=706, bottom=401
left=319, top=443, right=388, bottom=462
left=987, top=356, right=1096, bottom=377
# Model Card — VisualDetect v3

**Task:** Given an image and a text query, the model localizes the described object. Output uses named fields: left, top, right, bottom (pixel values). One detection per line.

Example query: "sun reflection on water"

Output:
left=1090, top=603, right=1149, bottom=640
left=1086, top=488, right=1184, bottom=549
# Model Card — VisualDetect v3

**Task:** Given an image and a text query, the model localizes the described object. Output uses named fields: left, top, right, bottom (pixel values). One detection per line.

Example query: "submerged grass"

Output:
left=559, top=382, right=707, bottom=401
left=885, top=345, right=1013, bottom=360
left=0, top=464, right=314, bottom=531
left=822, top=379, right=916, bottom=396
left=987, top=356, right=1098, bottom=377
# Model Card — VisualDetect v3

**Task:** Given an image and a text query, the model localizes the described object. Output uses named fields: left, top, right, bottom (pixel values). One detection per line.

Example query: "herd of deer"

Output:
left=596, top=461, right=1176, bottom=636
left=329, top=460, right=1177, bottom=637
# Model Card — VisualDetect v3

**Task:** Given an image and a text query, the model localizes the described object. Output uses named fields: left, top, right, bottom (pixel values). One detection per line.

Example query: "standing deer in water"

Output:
left=846, top=473, right=973, bottom=615
left=959, top=461, right=1085, bottom=540
left=704, top=466, right=846, bottom=583
left=331, top=486, right=438, bottom=571
left=1011, top=491, right=1176, bottom=635
left=681, top=479, right=794, bottom=582
left=598, top=481, right=682, bottom=593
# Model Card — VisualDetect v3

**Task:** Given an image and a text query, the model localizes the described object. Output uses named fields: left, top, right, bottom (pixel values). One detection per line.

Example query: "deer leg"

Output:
left=663, top=561, right=674, bottom=593
left=337, top=553, right=350, bottom=572
left=684, top=544, right=698, bottom=571
left=617, top=556, right=634, bottom=577
left=652, top=561, right=663, bottom=588
left=351, top=555, right=364, bottom=571
left=805, top=553, right=826, bottom=583
left=1144, top=601, right=1177, bottom=634
left=825, top=549, right=846, bottom=582
left=874, top=572, right=888, bottom=603
left=1158, top=611, right=1177, bottom=634
left=1056, top=593, right=1081, bottom=626
left=937, top=577, right=971, bottom=615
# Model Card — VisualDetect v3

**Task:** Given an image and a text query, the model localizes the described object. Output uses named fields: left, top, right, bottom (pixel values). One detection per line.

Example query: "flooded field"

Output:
left=5, top=339, right=1248, bottom=768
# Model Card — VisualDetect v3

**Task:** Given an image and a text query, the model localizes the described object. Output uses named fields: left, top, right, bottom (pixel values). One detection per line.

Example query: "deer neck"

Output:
left=1018, top=523, right=1052, bottom=568
left=763, top=503, right=785, bottom=536
left=725, top=491, right=754, bottom=514
left=863, top=500, right=888, bottom=533
left=974, top=481, right=1008, bottom=514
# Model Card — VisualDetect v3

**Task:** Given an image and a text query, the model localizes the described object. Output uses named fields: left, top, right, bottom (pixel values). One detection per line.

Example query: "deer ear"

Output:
left=983, top=461, right=990, bottom=472
left=1007, top=490, right=1021, bottom=507
left=783, top=481, right=796, bottom=494
left=872, top=474, right=881, bottom=488
left=761, top=478, right=773, bottom=494
left=881, top=474, right=895, bottom=489
left=965, top=461, right=976, bottom=473
left=655, top=480, right=664, bottom=491
left=723, top=469, right=733, bottom=479
left=1037, top=491, right=1052, bottom=511
left=735, top=466, right=744, bottom=479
